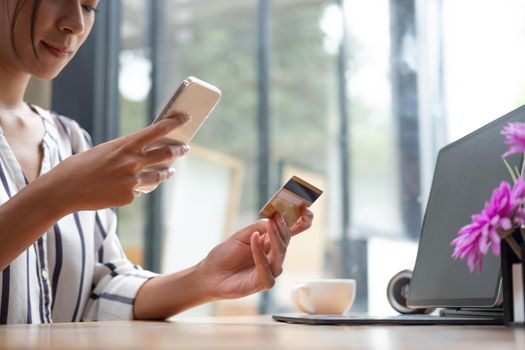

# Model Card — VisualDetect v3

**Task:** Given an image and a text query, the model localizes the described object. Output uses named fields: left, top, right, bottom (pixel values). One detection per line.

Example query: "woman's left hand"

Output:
left=133, top=208, right=314, bottom=319
left=196, top=207, right=314, bottom=300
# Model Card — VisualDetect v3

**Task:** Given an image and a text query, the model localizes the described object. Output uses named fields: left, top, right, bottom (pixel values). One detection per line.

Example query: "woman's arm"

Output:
left=0, top=116, right=189, bottom=272
left=133, top=209, right=314, bottom=320
left=133, top=265, right=214, bottom=320
left=0, top=172, right=71, bottom=271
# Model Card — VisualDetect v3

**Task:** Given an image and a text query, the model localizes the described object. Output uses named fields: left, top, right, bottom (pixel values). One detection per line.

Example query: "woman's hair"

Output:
left=10, top=0, right=42, bottom=58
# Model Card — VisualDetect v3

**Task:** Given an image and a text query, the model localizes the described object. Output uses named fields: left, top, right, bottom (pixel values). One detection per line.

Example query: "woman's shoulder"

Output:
left=29, top=104, right=94, bottom=152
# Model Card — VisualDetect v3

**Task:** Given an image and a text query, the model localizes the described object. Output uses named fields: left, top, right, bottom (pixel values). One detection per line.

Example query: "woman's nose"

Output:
left=57, top=3, right=86, bottom=35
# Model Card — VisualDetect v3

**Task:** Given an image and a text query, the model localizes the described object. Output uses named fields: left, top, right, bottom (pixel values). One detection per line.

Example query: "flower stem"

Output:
left=503, top=157, right=518, bottom=182
left=522, top=152, right=525, bottom=176
left=505, top=236, right=523, bottom=260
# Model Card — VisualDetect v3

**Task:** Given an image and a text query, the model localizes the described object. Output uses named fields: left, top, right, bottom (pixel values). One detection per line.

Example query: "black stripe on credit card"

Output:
left=283, top=179, right=321, bottom=203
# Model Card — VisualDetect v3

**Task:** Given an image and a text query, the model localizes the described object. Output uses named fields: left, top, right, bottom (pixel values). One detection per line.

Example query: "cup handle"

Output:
left=291, top=284, right=315, bottom=314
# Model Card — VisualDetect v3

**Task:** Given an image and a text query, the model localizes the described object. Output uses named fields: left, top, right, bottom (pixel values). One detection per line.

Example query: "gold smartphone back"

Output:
left=154, top=76, right=222, bottom=145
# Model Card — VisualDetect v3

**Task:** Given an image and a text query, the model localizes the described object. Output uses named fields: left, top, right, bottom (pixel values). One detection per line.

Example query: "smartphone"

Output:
left=259, top=176, right=323, bottom=227
left=137, top=76, right=221, bottom=193
left=147, top=76, right=222, bottom=149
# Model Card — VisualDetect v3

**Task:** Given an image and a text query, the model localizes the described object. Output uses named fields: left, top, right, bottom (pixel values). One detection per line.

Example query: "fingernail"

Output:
left=168, top=168, right=176, bottom=177
left=169, top=145, right=180, bottom=156
left=169, top=145, right=190, bottom=156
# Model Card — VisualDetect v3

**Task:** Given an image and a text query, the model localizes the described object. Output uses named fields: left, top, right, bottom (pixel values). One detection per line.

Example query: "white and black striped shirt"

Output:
left=0, top=105, right=157, bottom=324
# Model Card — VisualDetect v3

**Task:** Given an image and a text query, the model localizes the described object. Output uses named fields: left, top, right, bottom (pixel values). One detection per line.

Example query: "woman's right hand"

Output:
left=48, top=114, right=191, bottom=212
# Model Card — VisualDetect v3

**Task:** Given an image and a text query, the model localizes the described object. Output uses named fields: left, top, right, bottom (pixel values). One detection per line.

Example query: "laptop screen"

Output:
left=407, top=105, right=525, bottom=308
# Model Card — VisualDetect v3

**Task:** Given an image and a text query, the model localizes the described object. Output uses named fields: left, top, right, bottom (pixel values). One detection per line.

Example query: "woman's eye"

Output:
left=82, top=5, right=99, bottom=14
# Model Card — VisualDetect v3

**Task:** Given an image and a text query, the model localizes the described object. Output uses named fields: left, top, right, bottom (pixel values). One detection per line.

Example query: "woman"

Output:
left=0, top=0, right=313, bottom=323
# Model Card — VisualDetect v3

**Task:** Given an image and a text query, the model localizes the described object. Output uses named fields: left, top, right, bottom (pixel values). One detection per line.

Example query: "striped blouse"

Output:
left=0, top=105, right=157, bottom=324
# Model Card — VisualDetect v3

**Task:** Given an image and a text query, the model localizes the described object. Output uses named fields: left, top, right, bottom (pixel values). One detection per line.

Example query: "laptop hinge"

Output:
left=439, top=307, right=504, bottom=318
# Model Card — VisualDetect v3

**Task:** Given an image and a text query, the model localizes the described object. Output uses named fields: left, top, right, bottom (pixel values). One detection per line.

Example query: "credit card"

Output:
left=259, top=176, right=323, bottom=227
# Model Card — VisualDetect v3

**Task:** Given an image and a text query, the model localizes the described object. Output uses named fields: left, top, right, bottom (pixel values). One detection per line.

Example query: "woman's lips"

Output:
left=41, top=41, right=73, bottom=58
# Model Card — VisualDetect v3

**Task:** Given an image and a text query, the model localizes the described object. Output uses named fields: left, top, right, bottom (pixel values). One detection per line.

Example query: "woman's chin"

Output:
left=31, top=68, right=63, bottom=81
left=27, top=58, right=70, bottom=80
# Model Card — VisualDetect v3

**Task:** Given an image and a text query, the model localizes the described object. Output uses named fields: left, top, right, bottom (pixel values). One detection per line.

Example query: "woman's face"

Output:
left=0, top=0, right=100, bottom=80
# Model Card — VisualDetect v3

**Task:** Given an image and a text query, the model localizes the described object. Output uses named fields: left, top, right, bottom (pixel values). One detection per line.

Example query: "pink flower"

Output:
left=501, top=122, right=525, bottom=158
left=451, top=178, right=525, bottom=273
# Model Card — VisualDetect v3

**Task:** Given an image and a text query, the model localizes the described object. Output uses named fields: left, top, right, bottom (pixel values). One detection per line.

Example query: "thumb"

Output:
left=250, top=232, right=274, bottom=287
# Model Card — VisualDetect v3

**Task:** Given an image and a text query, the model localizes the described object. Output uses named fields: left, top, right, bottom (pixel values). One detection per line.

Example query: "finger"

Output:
left=256, top=232, right=273, bottom=255
left=273, top=212, right=291, bottom=246
left=141, top=144, right=190, bottom=166
left=132, top=114, right=191, bottom=148
left=260, top=233, right=272, bottom=254
left=289, top=207, right=314, bottom=236
left=137, top=168, right=175, bottom=188
left=250, top=232, right=275, bottom=290
left=267, top=220, right=286, bottom=277
left=268, top=219, right=286, bottom=250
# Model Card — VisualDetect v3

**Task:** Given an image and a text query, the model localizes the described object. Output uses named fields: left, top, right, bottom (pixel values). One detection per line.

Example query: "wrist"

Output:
left=34, top=169, right=77, bottom=216
left=193, top=260, right=221, bottom=302
left=134, top=263, right=217, bottom=320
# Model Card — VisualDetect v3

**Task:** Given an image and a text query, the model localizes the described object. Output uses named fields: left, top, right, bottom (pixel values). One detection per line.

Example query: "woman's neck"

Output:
left=0, top=65, right=31, bottom=110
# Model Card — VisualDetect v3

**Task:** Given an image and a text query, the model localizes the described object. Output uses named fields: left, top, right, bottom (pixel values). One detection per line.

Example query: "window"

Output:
left=116, top=0, right=423, bottom=316
left=51, top=0, right=525, bottom=317
left=118, top=0, right=151, bottom=266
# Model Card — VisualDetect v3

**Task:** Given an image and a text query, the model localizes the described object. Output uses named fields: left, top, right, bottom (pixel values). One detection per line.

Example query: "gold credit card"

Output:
left=259, top=176, right=323, bottom=227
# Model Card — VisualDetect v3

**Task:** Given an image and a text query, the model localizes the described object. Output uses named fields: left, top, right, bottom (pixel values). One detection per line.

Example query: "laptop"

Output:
left=273, top=105, right=525, bottom=326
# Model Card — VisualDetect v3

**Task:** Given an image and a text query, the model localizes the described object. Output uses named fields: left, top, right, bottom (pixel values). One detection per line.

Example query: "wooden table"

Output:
left=0, top=316, right=524, bottom=350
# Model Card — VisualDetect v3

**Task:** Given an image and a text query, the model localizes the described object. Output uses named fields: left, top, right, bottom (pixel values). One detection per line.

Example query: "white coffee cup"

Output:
left=291, top=279, right=356, bottom=315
